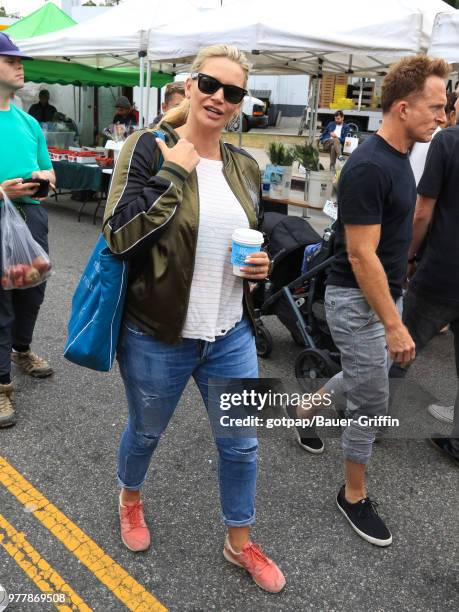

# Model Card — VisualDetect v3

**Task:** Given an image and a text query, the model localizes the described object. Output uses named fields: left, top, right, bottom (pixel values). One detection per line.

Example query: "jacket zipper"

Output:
left=178, top=169, right=200, bottom=337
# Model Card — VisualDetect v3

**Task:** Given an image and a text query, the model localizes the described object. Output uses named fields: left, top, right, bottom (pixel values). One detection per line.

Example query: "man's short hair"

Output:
left=381, top=55, right=450, bottom=113
left=164, top=82, right=185, bottom=105
left=39, top=89, right=50, bottom=97
left=334, top=110, right=344, bottom=118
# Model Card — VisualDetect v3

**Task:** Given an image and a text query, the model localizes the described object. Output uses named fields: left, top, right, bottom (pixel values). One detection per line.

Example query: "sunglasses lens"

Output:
left=197, top=74, right=246, bottom=104
left=224, top=86, right=245, bottom=104
left=198, top=74, right=220, bottom=95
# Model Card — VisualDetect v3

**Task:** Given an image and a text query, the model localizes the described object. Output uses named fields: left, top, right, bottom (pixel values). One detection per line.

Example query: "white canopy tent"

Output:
left=428, top=10, right=459, bottom=64
left=16, top=0, right=222, bottom=125
left=149, top=0, right=453, bottom=74
left=16, top=0, right=454, bottom=127
left=149, top=0, right=453, bottom=138
left=17, top=0, right=221, bottom=69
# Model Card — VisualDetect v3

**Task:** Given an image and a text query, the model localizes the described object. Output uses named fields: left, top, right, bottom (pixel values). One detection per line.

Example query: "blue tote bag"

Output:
left=64, top=130, right=165, bottom=371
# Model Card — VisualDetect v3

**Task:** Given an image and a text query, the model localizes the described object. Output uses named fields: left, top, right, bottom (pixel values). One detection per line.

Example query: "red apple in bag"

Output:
left=32, top=256, right=51, bottom=274
left=24, top=267, right=40, bottom=285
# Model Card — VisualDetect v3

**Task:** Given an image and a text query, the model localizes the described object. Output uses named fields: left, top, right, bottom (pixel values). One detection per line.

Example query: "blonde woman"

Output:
left=102, top=45, right=285, bottom=593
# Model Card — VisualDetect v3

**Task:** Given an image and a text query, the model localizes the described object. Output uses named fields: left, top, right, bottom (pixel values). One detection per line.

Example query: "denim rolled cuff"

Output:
left=117, top=472, right=148, bottom=491
left=221, top=509, right=256, bottom=528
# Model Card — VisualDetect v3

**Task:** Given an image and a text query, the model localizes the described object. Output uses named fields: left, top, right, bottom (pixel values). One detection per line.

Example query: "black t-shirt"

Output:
left=112, top=112, right=137, bottom=126
left=327, top=134, right=416, bottom=298
left=411, top=126, right=459, bottom=303
left=28, top=103, right=57, bottom=123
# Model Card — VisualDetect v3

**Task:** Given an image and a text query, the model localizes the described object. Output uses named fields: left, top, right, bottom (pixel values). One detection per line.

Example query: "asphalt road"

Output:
left=0, top=199, right=457, bottom=612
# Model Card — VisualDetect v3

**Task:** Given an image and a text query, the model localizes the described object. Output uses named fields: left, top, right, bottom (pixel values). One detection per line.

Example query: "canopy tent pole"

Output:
left=73, top=86, right=77, bottom=123
left=138, top=50, right=146, bottom=128
left=145, top=59, right=152, bottom=126
left=357, top=79, right=364, bottom=111
left=308, top=58, right=323, bottom=145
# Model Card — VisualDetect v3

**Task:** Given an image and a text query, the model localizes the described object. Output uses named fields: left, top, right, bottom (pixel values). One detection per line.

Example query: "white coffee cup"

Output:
left=231, top=228, right=264, bottom=277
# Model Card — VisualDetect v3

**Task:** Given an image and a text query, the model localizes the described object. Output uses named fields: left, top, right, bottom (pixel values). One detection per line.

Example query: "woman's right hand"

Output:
left=155, top=138, right=200, bottom=174
left=1, top=178, right=39, bottom=200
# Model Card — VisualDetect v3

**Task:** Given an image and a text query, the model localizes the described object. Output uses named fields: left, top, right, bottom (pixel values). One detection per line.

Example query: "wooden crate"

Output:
left=319, top=74, right=336, bottom=108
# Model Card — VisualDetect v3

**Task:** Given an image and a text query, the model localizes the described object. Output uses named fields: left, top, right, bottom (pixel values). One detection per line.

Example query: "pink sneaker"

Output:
left=118, top=496, right=151, bottom=552
left=223, top=536, right=286, bottom=593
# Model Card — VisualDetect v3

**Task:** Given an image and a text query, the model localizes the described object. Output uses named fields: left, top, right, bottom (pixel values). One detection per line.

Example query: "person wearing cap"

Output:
left=28, top=89, right=58, bottom=124
left=113, top=95, right=137, bottom=130
left=0, top=33, right=55, bottom=428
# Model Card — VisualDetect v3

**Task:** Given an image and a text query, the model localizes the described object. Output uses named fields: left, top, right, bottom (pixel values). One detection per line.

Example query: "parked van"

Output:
left=227, top=95, right=268, bottom=132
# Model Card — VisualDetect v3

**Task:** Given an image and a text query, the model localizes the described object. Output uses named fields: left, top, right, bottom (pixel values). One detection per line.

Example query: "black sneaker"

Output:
left=430, top=436, right=459, bottom=466
left=336, top=485, right=392, bottom=547
left=294, top=426, right=324, bottom=454
left=284, top=404, right=324, bottom=454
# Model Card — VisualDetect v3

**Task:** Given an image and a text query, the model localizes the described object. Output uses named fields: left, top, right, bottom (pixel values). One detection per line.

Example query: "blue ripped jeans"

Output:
left=117, top=317, right=259, bottom=527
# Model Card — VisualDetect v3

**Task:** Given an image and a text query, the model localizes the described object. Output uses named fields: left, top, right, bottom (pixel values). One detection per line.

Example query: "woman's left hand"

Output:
left=239, top=251, right=270, bottom=280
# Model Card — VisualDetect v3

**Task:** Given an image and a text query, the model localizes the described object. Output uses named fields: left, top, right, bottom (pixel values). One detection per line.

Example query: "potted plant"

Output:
left=292, top=143, right=333, bottom=209
left=266, top=142, right=295, bottom=199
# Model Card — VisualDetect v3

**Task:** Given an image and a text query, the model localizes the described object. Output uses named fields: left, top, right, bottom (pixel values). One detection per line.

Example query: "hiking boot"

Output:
left=223, top=536, right=286, bottom=593
left=11, top=350, right=53, bottom=378
left=427, top=404, right=454, bottom=424
left=336, top=485, right=392, bottom=547
left=0, top=383, right=15, bottom=428
left=119, top=496, right=151, bottom=552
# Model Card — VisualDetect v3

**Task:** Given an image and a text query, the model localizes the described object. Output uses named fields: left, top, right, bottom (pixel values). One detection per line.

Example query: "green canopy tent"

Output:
left=7, top=3, right=172, bottom=88
left=6, top=2, right=76, bottom=39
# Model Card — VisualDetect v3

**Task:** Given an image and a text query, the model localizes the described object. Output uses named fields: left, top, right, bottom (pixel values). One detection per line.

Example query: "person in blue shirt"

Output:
left=0, top=33, right=56, bottom=428
left=320, top=110, right=350, bottom=171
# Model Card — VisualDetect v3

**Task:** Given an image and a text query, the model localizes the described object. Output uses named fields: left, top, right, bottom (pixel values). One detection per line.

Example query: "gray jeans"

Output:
left=324, top=285, right=402, bottom=464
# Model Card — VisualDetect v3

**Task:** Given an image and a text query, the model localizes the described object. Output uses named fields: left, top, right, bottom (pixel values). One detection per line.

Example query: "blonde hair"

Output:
left=160, top=45, right=250, bottom=128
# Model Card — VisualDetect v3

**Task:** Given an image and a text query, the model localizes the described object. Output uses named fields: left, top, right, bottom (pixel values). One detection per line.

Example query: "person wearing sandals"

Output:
left=102, top=45, right=285, bottom=593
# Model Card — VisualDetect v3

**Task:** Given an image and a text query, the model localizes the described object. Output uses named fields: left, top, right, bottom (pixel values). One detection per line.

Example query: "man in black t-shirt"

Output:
left=310, top=56, right=448, bottom=547
left=28, top=89, right=58, bottom=124
left=400, top=89, right=459, bottom=466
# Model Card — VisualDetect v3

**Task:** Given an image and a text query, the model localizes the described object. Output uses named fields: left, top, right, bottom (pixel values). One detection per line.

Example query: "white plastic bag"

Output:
left=0, top=189, right=52, bottom=290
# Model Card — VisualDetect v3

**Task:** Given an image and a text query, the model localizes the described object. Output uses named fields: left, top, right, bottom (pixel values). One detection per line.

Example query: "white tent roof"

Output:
left=428, top=11, right=459, bottom=63
left=149, top=0, right=454, bottom=75
left=16, top=0, right=221, bottom=70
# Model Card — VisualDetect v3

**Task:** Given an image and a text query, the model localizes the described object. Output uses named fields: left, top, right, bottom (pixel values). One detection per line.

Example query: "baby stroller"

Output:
left=253, top=213, right=341, bottom=383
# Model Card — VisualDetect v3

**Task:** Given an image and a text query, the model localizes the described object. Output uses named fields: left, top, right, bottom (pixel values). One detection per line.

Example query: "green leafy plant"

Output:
left=267, top=142, right=295, bottom=166
left=292, top=143, right=324, bottom=172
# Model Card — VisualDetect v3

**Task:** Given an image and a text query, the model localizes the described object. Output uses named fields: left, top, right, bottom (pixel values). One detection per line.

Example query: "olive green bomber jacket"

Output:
left=102, top=122, right=261, bottom=345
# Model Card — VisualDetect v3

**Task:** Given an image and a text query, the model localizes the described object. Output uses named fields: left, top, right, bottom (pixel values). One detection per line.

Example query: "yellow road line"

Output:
left=0, top=513, right=91, bottom=611
left=0, top=457, right=167, bottom=612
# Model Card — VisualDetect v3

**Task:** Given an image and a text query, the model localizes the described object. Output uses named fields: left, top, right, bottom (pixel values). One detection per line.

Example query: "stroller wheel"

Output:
left=295, top=348, right=337, bottom=390
left=255, top=322, right=273, bottom=358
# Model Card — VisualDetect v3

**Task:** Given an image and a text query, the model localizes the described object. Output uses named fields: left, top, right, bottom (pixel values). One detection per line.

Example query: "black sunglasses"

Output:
left=192, top=73, right=247, bottom=104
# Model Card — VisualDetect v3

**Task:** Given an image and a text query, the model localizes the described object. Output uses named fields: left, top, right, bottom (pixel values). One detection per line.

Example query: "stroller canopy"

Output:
left=262, top=213, right=321, bottom=259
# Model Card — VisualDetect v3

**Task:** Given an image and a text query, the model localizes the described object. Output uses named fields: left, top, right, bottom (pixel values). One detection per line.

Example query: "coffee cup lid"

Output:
left=232, top=228, right=264, bottom=246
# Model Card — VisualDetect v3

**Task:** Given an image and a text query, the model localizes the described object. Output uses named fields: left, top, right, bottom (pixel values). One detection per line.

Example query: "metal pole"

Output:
left=145, top=59, right=152, bottom=126
left=138, top=51, right=146, bottom=128
left=309, top=58, right=323, bottom=145
left=358, top=79, right=364, bottom=111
